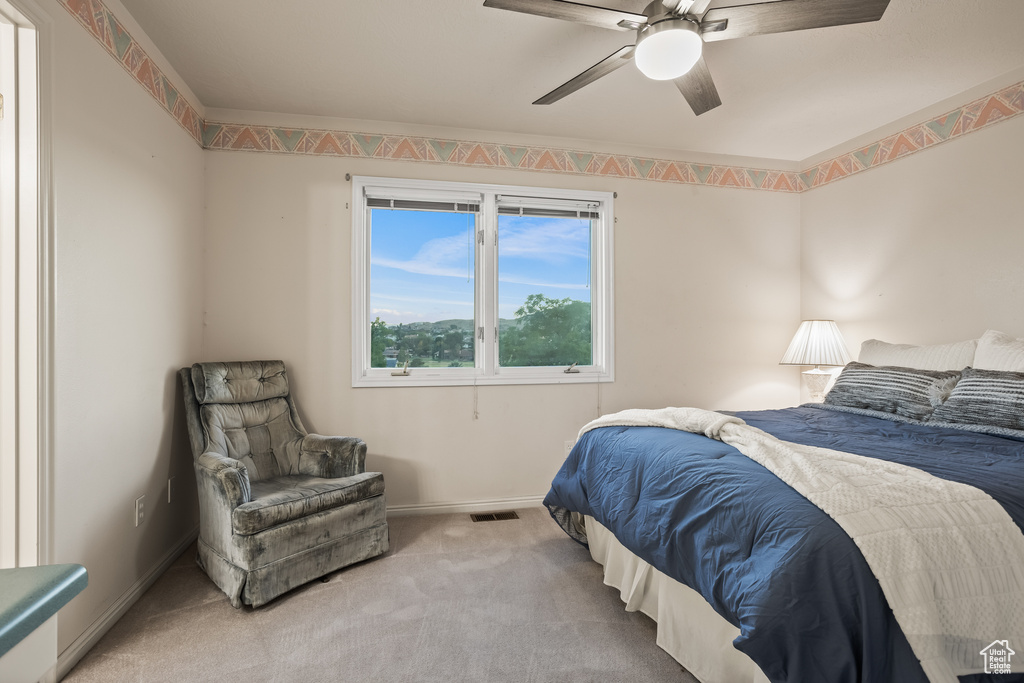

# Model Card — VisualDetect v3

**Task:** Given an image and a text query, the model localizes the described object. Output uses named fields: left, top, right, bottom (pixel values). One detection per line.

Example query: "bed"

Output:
left=544, top=338, right=1024, bottom=683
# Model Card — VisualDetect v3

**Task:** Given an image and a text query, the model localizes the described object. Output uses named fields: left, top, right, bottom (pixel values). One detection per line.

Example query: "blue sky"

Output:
left=370, top=209, right=591, bottom=325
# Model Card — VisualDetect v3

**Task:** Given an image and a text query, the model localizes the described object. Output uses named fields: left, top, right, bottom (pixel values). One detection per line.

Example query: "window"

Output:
left=352, top=177, right=613, bottom=386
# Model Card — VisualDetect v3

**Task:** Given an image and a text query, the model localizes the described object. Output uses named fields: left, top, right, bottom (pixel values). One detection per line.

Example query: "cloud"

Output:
left=497, top=275, right=589, bottom=290
left=371, top=308, right=458, bottom=325
left=373, top=293, right=474, bottom=307
left=371, top=217, right=590, bottom=288
left=371, top=292, right=474, bottom=325
left=372, top=234, right=472, bottom=278
left=371, top=308, right=418, bottom=319
left=499, top=217, right=589, bottom=263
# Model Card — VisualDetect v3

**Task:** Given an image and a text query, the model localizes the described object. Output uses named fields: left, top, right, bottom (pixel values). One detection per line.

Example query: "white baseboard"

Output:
left=387, top=494, right=546, bottom=517
left=56, top=526, right=199, bottom=680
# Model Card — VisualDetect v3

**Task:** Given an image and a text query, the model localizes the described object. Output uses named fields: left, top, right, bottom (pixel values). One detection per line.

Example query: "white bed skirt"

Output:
left=586, top=516, right=771, bottom=683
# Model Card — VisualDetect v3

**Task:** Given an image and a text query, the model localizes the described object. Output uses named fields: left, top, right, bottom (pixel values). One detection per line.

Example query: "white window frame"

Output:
left=352, top=176, right=614, bottom=387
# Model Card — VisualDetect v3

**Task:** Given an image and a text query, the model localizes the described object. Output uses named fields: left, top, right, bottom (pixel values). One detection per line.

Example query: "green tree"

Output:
left=413, top=333, right=431, bottom=357
left=443, top=326, right=465, bottom=360
left=370, top=317, right=390, bottom=368
left=499, top=294, right=591, bottom=367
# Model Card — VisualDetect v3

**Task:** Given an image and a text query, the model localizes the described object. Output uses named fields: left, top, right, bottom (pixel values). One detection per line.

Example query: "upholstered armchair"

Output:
left=179, top=360, right=388, bottom=607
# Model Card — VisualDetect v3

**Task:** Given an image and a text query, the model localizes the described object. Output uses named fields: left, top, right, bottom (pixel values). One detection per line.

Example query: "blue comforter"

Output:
left=544, top=406, right=1024, bottom=683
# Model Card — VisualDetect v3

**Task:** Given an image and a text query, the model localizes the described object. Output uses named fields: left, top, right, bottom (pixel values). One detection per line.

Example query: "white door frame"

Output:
left=0, top=0, right=53, bottom=568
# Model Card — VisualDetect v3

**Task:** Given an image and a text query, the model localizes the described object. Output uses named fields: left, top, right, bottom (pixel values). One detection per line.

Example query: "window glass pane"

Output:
left=497, top=214, right=592, bottom=367
left=369, top=208, right=476, bottom=369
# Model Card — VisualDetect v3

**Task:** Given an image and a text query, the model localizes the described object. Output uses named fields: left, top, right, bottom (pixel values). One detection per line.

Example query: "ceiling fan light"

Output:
left=634, top=19, right=702, bottom=81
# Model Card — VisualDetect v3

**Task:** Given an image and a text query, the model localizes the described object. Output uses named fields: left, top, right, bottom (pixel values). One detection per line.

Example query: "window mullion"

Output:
left=480, top=193, right=497, bottom=378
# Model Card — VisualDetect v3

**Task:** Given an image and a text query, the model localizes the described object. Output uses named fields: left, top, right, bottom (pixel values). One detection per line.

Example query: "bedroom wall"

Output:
left=35, top=0, right=1024, bottom=669
left=202, top=149, right=802, bottom=510
left=801, top=114, right=1024, bottom=351
left=47, top=0, right=204, bottom=661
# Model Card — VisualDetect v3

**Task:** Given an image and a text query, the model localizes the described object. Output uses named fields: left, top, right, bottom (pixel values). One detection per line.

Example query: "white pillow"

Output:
left=974, top=329, right=1024, bottom=372
left=858, top=338, right=977, bottom=371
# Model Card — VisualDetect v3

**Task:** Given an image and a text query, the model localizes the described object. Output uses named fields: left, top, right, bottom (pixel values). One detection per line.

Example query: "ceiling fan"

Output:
left=483, top=0, right=891, bottom=115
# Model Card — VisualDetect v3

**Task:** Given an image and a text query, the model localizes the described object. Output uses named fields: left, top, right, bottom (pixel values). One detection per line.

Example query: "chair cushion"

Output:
left=192, top=361, right=289, bottom=404
left=201, top=398, right=303, bottom=481
left=231, top=472, right=385, bottom=536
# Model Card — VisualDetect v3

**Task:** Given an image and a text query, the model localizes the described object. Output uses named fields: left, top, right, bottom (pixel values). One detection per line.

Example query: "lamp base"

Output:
left=802, top=368, right=833, bottom=403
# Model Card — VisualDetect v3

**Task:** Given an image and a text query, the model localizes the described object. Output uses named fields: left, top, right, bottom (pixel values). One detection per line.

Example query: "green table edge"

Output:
left=0, top=563, right=88, bottom=658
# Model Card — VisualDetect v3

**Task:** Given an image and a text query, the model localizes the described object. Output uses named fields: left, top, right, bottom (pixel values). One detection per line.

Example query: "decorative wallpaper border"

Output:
left=801, top=82, right=1024, bottom=189
left=201, top=122, right=802, bottom=191
left=61, top=0, right=203, bottom=145
left=60, top=0, right=1024, bottom=193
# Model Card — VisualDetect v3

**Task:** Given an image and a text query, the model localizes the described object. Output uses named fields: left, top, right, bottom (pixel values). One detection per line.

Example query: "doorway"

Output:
left=0, top=0, right=50, bottom=569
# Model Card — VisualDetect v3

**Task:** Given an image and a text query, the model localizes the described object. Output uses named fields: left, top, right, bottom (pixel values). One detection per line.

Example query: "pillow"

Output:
left=974, top=329, right=1024, bottom=372
left=858, top=338, right=976, bottom=371
left=929, top=367, right=1024, bottom=431
left=824, top=362, right=961, bottom=421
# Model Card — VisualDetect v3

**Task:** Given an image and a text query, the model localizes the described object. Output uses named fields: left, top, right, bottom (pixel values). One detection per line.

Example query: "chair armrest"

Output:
left=298, top=435, right=366, bottom=478
left=195, top=452, right=251, bottom=509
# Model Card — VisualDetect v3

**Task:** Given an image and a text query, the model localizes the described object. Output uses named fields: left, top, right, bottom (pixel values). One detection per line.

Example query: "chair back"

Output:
left=180, top=361, right=307, bottom=482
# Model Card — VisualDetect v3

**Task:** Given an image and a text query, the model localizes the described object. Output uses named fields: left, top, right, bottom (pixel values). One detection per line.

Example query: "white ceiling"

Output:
left=118, top=0, right=1024, bottom=162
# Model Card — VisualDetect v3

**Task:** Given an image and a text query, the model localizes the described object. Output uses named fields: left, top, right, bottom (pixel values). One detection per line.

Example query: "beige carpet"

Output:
left=63, top=507, right=698, bottom=682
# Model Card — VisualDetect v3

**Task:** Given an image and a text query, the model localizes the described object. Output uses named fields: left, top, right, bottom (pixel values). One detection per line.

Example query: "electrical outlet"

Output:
left=564, top=440, right=575, bottom=456
left=167, top=477, right=175, bottom=504
left=135, top=495, right=145, bottom=527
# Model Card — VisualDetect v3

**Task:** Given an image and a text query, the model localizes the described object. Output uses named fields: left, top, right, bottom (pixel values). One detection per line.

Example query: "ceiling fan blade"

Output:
left=533, top=45, right=635, bottom=105
left=701, top=0, right=890, bottom=42
left=674, top=55, right=721, bottom=115
left=683, top=0, right=714, bottom=19
left=483, top=0, right=647, bottom=31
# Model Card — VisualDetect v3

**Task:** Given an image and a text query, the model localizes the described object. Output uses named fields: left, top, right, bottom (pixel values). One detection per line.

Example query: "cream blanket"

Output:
left=580, top=407, right=1024, bottom=682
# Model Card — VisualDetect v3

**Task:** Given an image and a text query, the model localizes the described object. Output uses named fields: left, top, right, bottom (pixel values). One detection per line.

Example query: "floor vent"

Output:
left=470, top=510, right=520, bottom=522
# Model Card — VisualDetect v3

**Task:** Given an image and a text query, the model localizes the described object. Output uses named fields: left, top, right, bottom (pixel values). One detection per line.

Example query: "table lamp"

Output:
left=780, top=320, right=852, bottom=402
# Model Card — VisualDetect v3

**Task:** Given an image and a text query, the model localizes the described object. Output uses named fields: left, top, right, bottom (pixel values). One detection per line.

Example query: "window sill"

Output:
left=352, top=369, right=613, bottom=388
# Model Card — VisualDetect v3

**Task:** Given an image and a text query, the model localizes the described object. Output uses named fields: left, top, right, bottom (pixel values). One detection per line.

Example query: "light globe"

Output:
left=634, top=19, right=702, bottom=81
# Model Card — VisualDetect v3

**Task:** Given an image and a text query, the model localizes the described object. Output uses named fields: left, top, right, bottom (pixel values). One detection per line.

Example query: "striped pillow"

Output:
left=929, top=367, right=1024, bottom=431
left=824, top=362, right=961, bottom=421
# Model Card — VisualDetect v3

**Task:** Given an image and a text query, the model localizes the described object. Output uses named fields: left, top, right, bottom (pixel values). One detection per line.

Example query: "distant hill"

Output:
left=388, top=318, right=522, bottom=333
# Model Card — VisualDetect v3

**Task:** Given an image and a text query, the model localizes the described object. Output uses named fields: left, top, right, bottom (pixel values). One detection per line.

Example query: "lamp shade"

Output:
left=634, top=19, right=702, bottom=81
left=780, top=320, right=852, bottom=367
